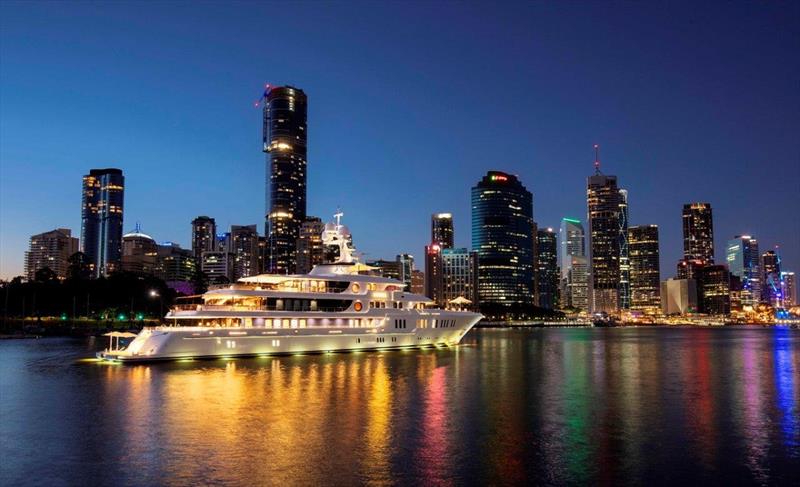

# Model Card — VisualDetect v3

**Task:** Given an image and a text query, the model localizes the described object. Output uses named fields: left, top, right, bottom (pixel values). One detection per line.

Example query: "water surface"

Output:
left=1, top=328, right=798, bottom=485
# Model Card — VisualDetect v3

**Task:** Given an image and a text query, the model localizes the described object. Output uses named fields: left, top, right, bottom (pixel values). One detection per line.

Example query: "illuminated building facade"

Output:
left=587, top=170, right=625, bottom=314
left=424, top=244, right=444, bottom=304
left=682, top=203, right=714, bottom=263
left=120, top=225, right=158, bottom=275
left=760, top=250, right=781, bottom=306
left=472, top=171, right=535, bottom=314
left=191, top=216, right=216, bottom=262
left=660, top=278, right=698, bottom=315
left=441, top=248, right=479, bottom=309
left=698, top=264, right=730, bottom=315
left=263, top=85, right=308, bottom=274
left=229, top=225, right=260, bottom=279
left=628, top=225, right=661, bottom=312
left=618, top=189, right=630, bottom=310
left=536, top=228, right=559, bottom=309
left=397, top=254, right=414, bottom=291
left=155, top=243, right=196, bottom=284
left=431, top=213, right=454, bottom=248
left=559, top=218, right=588, bottom=311
left=81, top=168, right=124, bottom=277
left=411, top=270, right=425, bottom=295
left=24, top=228, right=78, bottom=280
left=726, top=236, right=760, bottom=307
left=781, top=271, right=796, bottom=306
left=201, top=250, right=235, bottom=284
left=296, top=216, right=325, bottom=274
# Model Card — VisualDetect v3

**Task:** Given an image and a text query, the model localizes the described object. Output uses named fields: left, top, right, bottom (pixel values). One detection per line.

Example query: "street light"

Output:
left=149, top=290, right=163, bottom=322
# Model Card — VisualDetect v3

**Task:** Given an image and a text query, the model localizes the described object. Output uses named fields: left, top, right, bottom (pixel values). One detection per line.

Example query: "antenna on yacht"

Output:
left=334, top=208, right=344, bottom=229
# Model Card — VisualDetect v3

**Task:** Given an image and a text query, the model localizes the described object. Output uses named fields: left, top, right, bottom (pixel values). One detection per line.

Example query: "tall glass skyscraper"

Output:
left=536, top=227, right=559, bottom=309
left=761, top=250, right=781, bottom=306
left=726, top=235, right=760, bottom=307
left=618, top=189, right=630, bottom=309
left=191, top=216, right=216, bottom=262
left=471, top=171, right=535, bottom=316
left=559, top=218, right=588, bottom=311
left=628, top=225, right=661, bottom=312
left=263, top=85, right=307, bottom=274
left=587, top=171, right=625, bottom=314
left=81, top=168, right=124, bottom=277
left=682, top=203, right=714, bottom=263
left=431, top=213, right=454, bottom=248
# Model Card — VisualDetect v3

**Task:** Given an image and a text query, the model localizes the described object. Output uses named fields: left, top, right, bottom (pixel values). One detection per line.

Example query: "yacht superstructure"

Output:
left=97, top=214, right=482, bottom=362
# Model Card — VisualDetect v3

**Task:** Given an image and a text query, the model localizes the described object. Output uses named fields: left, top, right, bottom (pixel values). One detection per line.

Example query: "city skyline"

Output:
left=1, top=3, right=798, bottom=280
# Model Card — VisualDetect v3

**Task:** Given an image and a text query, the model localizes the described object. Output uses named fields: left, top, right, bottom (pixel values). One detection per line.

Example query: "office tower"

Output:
left=676, top=258, right=706, bottom=280
left=202, top=250, right=235, bottom=284
left=559, top=218, right=588, bottom=311
left=229, top=225, right=260, bottom=279
left=411, top=270, right=425, bottom=295
left=263, top=85, right=308, bottom=274
left=698, top=265, right=731, bottom=315
left=155, top=243, right=196, bottom=284
left=472, top=171, right=535, bottom=315
left=120, top=224, right=158, bottom=275
left=536, top=228, right=559, bottom=309
left=366, top=259, right=402, bottom=280
left=628, top=225, right=661, bottom=312
left=761, top=250, right=781, bottom=306
left=618, top=189, right=630, bottom=310
left=660, top=278, right=698, bottom=315
left=587, top=149, right=624, bottom=314
left=296, top=217, right=325, bottom=274
left=191, top=216, right=216, bottom=262
left=424, top=244, right=444, bottom=302
left=24, top=228, right=79, bottom=280
left=440, top=248, right=479, bottom=309
left=397, top=254, right=414, bottom=291
left=81, top=168, right=124, bottom=277
left=781, top=272, right=796, bottom=306
left=431, top=213, right=454, bottom=248
left=726, top=236, right=760, bottom=307
left=682, top=203, right=714, bottom=263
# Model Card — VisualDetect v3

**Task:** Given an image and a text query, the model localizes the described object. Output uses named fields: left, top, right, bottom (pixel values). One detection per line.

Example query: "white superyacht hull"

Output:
left=97, top=312, right=482, bottom=363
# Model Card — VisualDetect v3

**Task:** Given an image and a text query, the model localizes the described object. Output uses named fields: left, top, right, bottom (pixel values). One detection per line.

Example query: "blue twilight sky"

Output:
left=1, top=1, right=798, bottom=279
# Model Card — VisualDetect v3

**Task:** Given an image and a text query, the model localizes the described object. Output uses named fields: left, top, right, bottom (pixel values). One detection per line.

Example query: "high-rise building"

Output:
left=191, top=216, right=216, bottom=262
left=661, top=278, right=698, bottom=315
left=431, top=213, right=454, bottom=248
left=698, top=264, right=731, bottom=315
left=781, top=271, right=796, bottom=306
left=201, top=250, right=235, bottom=284
left=587, top=151, right=624, bottom=314
left=440, top=248, right=479, bottom=309
left=472, top=171, right=535, bottom=315
left=120, top=225, right=158, bottom=275
left=296, top=217, right=325, bottom=274
left=229, top=225, right=260, bottom=279
left=155, top=243, right=196, bottom=284
left=726, top=236, right=760, bottom=307
left=618, top=189, right=630, bottom=310
left=424, top=244, right=444, bottom=303
left=536, top=228, right=559, bottom=309
left=761, top=250, right=781, bottom=306
left=628, top=225, right=661, bottom=312
left=682, top=203, right=714, bottom=263
left=81, top=168, right=124, bottom=277
left=263, top=85, right=308, bottom=274
left=366, top=259, right=401, bottom=281
left=411, top=270, right=425, bottom=295
left=24, top=228, right=79, bottom=280
left=676, top=258, right=706, bottom=280
left=397, top=254, right=414, bottom=291
left=559, top=218, right=588, bottom=312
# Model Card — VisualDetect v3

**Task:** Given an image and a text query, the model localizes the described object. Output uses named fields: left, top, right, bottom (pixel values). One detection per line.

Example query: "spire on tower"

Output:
left=594, top=144, right=601, bottom=175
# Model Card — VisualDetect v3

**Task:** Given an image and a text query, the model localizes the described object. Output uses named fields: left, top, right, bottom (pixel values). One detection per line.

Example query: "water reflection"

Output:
left=1, top=328, right=799, bottom=485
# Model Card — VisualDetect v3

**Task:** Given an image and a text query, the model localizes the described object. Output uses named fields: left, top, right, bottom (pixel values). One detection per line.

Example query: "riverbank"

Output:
left=0, top=318, right=152, bottom=338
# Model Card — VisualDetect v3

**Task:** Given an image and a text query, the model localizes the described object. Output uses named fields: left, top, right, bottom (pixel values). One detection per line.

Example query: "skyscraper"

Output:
left=191, top=216, right=216, bottom=262
left=726, top=236, right=760, bottom=307
left=472, top=171, right=535, bottom=316
left=431, top=213, right=454, bottom=248
left=682, top=203, right=714, bottom=263
left=559, top=218, right=588, bottom=312
left=628, top=225, right=661, bottom=312
left=24, top=228, right=78, bottom=280
left=229, top=225, right=260, bottom=279
left=618, top=189, right=630, bottom=310
left=587, top=149, right=624, bottom=314
left=263, top=85, right=308, bottom=274
left=698, top=264, right=731, bottom=315
left=536, top=228, right=559, bottom=309
left=397, top=254, right=415, bottom=291
left=441, top=248, right=479, bottom=309
left=81, top=168, right=124, bottom=277
left=781, top=271, right=796, bottom=307
left=296, top=216, right=325, bottom=274
left=761, top=250, right=781, bottom=306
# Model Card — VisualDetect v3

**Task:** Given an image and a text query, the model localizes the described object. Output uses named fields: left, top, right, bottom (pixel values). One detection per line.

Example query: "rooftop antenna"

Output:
left=334, top=208, right=344, bottom=229
left=594, top=144, right=601, bottom=175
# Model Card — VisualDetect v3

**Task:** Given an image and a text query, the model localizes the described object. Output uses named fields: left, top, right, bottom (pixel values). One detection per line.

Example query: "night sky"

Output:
left=1, top=2, right=798, bottom=279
